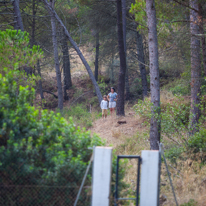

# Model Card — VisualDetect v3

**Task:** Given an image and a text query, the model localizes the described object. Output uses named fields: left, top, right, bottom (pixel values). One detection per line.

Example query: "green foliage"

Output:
left=98, top=77, right=108, bottom=96
left=0, top=70, right=103, bottom=204
left=170, top=83, right=190, bottom=96
left=165, top=146, right=184, bottom=164
left=63, top=104, right=100, bottom=129
left=133, top=97, right=190, bottom=144
left=0, top=29, right=43, bottom=74
left=188, top=128, right=206, bottom=152
left=134, top=96, right=206, bottom=154
left=180, top=199, right=198, bottom=206
left=130, top=78, right=143, bottom=98
left=130, top=0, right=146, bottom=31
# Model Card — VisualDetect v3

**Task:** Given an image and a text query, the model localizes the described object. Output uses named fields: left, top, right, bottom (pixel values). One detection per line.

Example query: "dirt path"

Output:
left=90, top=112, right=144, bottom=147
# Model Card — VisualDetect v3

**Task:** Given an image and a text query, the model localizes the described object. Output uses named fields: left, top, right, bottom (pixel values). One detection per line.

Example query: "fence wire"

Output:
left=0, top=153, right=92, bottom=206
left=115, top=157, right=141, bottom=206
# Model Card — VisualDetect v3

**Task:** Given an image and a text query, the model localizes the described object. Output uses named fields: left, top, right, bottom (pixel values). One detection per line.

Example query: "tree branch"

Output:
left=172, top=0, right=198, bottom=12
left=43, top=90, right=58, bottom=98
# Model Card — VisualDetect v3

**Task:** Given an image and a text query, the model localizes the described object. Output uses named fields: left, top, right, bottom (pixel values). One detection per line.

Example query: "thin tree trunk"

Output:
left=146, top=0, right=161, bottom=150
left=95, top=31, right=99, bottom=82
left=37, top=60, right=44, bottom=99
left=50, top=0, right=63, bottom=110
left=110, top=45, right=114, bottom=84
left=122, top=0, right=130, bottom=100
left=199, top=4, right=206, bottom=76
left=116, top=0, right=127, bottom=116
left=13, top=0, right=24, bottom=31
left=136, top=31, right=148, bottom=99
left=61, top=29, right=72, bottom=100
left=43, top=0, right=102, bottom=104
left=190, top=0, right=201, bottom=133
left=31, top=0, right=36, bottom=46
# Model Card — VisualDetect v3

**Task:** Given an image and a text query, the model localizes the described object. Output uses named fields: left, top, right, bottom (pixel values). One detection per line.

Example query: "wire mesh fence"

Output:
left=0, top=152, right=92, bottom=206
left=0, top=185, right=91, bottom=206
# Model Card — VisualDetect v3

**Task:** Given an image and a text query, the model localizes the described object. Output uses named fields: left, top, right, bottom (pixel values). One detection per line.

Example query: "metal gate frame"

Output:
left=115, top=155, right=141, bottom=206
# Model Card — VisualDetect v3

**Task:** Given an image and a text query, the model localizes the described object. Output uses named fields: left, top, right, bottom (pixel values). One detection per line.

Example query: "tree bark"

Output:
left=122, top=0, right=130, bottom=100
left=31, top=0, right=36, bottom=46
left=49, top=0, right=63, bottom=110
left=95, top=31, right=99, bottom=82
left=199, top=4, right=206, bottom=76
left=190, top=0, right=201, bottom=134
left=136, top=31, right=148, bottom=99
left=43, top=0, right=103, bottom=104
left=12, top=0, right=24, bottom=31
left=61, top=29, right=72, bottom=100
left=116, top=0, right=127, bottom=116
left=37, top=60, right=44, bottom=99
left=146, top=0, right=161, bottom=150
left=110, top=45, right=114, bottom=84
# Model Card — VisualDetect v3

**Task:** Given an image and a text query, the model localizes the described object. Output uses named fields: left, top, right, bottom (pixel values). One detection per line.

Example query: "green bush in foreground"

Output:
left=0, top=70, right=128, bottom=205
left=0, top=70, right=103, bottom=204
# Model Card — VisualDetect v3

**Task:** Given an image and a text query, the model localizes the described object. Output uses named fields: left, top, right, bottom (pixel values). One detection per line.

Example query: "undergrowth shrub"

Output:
left=188, top=128, right=206, bottom=152
left=164, top=146, right=184, bottom=165
left=133, top=96, right=206, bottom=153
left=162, top=77, right=190, bottom=96
left=63, top=104, right=101, bottom=128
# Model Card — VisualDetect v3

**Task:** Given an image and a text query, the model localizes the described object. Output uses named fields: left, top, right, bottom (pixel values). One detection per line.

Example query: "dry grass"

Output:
left=90, top=91, right=206, bottom=206
left=160, top=159, right=206, bottom=205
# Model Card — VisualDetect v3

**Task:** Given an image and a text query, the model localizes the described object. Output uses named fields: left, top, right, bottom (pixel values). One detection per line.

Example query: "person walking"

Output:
left=107, top=87, right=118, bottom=117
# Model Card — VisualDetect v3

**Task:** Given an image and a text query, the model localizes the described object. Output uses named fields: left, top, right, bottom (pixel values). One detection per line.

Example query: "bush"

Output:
left=188, top=128, right=206, bottom=152
left=0, top=70, right=103, bottom=204
left=63, top=104, right=99, bottom=128
left=165, top=146, right=184, bottom=164
left=133, top=97, right=190, bottom=137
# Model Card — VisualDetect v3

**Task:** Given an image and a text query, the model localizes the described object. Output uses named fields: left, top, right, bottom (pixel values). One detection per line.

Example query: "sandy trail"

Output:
left=90, top=113, right=144, bottom=147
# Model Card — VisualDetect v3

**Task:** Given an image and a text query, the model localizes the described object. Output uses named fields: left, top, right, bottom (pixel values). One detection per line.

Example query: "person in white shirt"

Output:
left=100, top=95, right=108, bottom=119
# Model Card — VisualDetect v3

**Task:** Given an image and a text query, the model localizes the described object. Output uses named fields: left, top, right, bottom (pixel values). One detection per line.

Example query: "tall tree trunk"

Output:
left=199, top=4, right=206, bottom=76
left=43, top=0, right=102, bottom=104
left=61, top=29, right=72, bottom=100
left=37, top=60, right=44, bottom=99
left=13, top=0, right=24, bottom=31
left=116, top=0, right=127, bottom=116
left=146, top=0, right=160, bottom=150
left=136, top=31, right=148, bottom=99
left=30, top=0, right=44, bottom=100
left=110, top=42, right=114, bottom=84
left=50, top=0, right=63, bottom=110
left=31, top=0, right=36, bottom=46
left=122, top=0, right=130, bottom=100
left=190, top=0, right=201, bottom=133
left=95, top=31, right=99, bottom=82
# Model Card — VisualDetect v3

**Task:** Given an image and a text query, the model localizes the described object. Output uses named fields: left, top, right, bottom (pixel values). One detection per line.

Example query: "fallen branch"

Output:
left=43, top=90, right=58, bottom=98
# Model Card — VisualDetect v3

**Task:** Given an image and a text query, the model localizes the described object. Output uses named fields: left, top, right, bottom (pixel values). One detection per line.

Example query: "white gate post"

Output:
left=91, top=146, right=113, bottom=206
left=140, top=150, right=161, bottom=206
